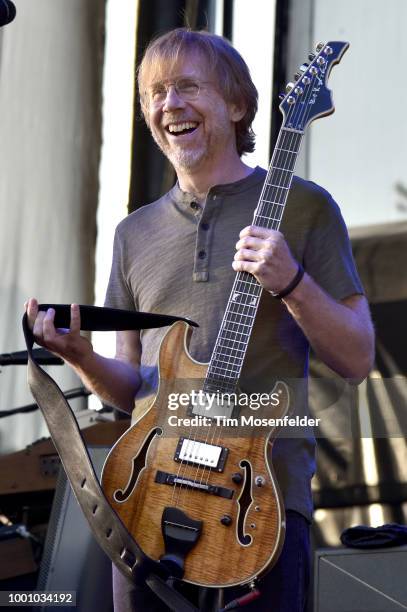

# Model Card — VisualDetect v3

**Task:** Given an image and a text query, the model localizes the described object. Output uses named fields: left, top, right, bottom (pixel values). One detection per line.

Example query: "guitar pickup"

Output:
left=174, top=437, right=228, bottom=472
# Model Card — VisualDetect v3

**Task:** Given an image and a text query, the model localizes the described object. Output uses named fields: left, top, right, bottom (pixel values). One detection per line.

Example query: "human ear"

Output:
left=229, top=101, right=246, bottom=122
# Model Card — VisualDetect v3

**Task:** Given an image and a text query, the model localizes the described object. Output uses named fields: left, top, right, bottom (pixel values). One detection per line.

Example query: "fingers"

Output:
left=26, top=297, right=39, bottom=330
left=69, top=303, right=81, bottom=335
left=24, top=300, right=82, bottom=349
left=234, top=248, right=263, bottom=262
left=239, top=225, right=281, bottom=240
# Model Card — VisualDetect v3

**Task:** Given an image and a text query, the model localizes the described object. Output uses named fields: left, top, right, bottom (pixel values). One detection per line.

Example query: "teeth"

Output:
left=168, top=122, right=198, bottom=133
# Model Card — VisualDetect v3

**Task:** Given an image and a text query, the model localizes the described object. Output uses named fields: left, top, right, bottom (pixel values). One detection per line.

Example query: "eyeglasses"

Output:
left=146, top=78, right=211, bottom=107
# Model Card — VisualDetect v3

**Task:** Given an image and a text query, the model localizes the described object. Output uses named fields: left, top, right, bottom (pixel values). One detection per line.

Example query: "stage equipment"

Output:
left=37, top=447, right=113, bottom=612
left=314, top=546, right=407, bottom=610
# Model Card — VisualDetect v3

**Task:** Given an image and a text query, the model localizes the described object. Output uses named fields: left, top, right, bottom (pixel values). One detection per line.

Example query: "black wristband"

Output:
left=270, top=263, right=305, bottom=299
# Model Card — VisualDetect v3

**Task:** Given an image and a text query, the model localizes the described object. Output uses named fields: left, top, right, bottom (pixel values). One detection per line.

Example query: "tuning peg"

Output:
left=279, top=93, right=285, bottom=100
left=315, top=42, right=325, bottom=52
left=324, top=45, right=333, bottom=55
left=285, top=82, right=295, bottom=92
left=294, top=72, right=302, bottom=81
left=316, top=56, right=326, bottom=65
left=308, top=53, right=316, bottom=61
left=300, top=63, right=309, bottom=71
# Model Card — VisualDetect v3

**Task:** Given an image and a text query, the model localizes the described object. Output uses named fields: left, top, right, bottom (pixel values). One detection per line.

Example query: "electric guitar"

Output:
left=102, top=41, right=349, bottom=588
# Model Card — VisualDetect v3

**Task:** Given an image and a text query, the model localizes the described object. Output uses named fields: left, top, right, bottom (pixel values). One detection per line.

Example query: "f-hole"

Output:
left=114, top=428, right=162, bottom=502
left=237, top=460, right=253, bottom=546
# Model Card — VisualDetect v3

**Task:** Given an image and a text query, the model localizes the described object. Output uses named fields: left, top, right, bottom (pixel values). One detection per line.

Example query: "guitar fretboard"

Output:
left=204, top=128, right=304, bottom=394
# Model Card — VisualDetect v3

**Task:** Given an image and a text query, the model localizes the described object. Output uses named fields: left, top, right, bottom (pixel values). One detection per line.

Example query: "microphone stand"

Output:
left=0, top=387, right=91, bottom=419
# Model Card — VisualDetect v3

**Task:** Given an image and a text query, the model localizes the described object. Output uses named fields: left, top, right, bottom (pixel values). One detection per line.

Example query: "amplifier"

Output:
left=314, top=545, right=407, bottom=611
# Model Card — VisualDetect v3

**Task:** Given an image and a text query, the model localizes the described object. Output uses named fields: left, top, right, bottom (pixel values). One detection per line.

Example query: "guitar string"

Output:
left=190, top=128, right=300, bottom=507
left=193, top=69, right=322, bottom=494
left=171, top=59, right=324, bottom=509
left=189, top=72, right=319, bottom=497
left=174, top=126, right=301, bottom=508
left=183, top=126, right=301, bottom=498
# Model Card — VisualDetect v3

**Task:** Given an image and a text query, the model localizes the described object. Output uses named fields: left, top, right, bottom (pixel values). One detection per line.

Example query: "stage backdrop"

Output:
left=0, top=0, right=105, bottom=453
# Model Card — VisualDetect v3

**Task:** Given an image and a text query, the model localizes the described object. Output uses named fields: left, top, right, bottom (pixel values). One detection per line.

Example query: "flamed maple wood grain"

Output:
left=102, top=321, right=288, bottom=587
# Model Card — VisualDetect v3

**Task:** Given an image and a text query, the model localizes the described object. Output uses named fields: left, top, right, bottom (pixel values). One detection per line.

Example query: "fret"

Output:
left=267, top=166, right=292, bottom=173
left=235, top=278, right=261, bottom=288
left=228, top=302, right=257, bottom=311
left=253, top=216, right=282, bottom=225
left=211, top=356, right=243, bottom=368
left=226, top=308, right=256, bottom=319
left=259, top=200, right=285, bottom=206
left=221, top=326, right=251, bottom=336
left=214, top=351, right=245, bottom=362
left=230, top=289, right=260, bottom=299
left=218, top=334, right=250, bottom=345
left=215, top=345, right=245, bottom=355
left=275, top=147, right=298, bottom=154
left=217, top=337, right=248, bottom=347
left=264, top=184, right=289, bottom=190
left=207, top=365, right=239, bottom=378
left=282, top=127, right=304, bottom=135
left=223, top=320, right=252, bottom=329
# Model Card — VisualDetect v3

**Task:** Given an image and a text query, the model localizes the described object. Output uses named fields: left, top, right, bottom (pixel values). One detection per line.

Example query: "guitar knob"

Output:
left=220, top=515, right=233, bottom=526
left=255, top=476, right=266, bottom=487
left=232, top=472, right=243, bottom=484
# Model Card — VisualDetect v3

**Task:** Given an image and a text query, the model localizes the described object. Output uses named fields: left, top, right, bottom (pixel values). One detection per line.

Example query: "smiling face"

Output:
left=143, top=53, right=244, bottom=173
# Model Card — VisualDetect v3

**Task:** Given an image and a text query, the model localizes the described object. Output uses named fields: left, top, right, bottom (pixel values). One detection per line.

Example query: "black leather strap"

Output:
left=23, top=305, right=200, bottom=612
left=269, top=263, right=305, bottom=299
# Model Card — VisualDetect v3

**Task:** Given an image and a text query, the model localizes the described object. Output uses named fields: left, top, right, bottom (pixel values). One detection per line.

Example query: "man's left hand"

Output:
left=233, top=225, right=299, bottom=294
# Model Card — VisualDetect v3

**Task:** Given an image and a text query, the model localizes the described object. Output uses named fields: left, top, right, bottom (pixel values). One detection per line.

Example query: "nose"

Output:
left=162, top=85, right=185, bottom=111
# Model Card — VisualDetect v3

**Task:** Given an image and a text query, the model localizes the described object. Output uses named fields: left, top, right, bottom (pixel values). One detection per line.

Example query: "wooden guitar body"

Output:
left=102, top=321, right=289, bottom=588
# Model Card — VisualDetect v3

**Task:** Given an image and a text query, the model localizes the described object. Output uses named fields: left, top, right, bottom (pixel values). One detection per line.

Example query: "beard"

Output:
left=151, top=131, right=208, bottom=170
left=149, top=104, right=235, bottom=172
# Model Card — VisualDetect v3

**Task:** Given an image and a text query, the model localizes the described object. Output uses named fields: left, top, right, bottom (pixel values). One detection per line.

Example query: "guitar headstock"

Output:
left=279, top=41, right=349, bottom=131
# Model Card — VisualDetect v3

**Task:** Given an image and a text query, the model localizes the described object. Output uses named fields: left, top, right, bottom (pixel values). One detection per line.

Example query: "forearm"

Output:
left=66, top=351, right=141, bottom=415
left=283, top=273, right=374, bottom=381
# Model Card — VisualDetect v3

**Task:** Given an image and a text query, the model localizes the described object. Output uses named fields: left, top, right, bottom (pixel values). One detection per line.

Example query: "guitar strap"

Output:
left=23, top=304, right=206, bottom=612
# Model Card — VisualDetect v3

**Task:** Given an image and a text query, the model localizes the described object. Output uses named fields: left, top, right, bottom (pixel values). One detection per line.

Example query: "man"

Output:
left=27, top=28, right=374, bottom=612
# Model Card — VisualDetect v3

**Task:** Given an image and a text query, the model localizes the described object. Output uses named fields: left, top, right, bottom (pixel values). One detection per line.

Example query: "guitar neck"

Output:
left=204, top=127, right=304, bottom=393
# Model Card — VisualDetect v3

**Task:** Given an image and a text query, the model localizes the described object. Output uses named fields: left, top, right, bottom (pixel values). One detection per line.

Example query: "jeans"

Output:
left=112, top=509, right=311, bottom=612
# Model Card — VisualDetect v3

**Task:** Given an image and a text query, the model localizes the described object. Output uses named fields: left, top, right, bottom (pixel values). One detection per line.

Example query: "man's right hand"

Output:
left=25, top=298, right=93, bottom=367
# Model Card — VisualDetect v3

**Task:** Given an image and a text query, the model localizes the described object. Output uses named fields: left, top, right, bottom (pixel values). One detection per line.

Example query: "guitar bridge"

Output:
left=155, top=470, right=234, bottom=499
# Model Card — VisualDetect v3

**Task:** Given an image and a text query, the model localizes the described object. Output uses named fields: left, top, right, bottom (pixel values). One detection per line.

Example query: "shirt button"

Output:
left=190, top=201, right=200, bottom=210
left=198, top=250, right=206, bottom=259
left=200, top=222, right=209, bottom=231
